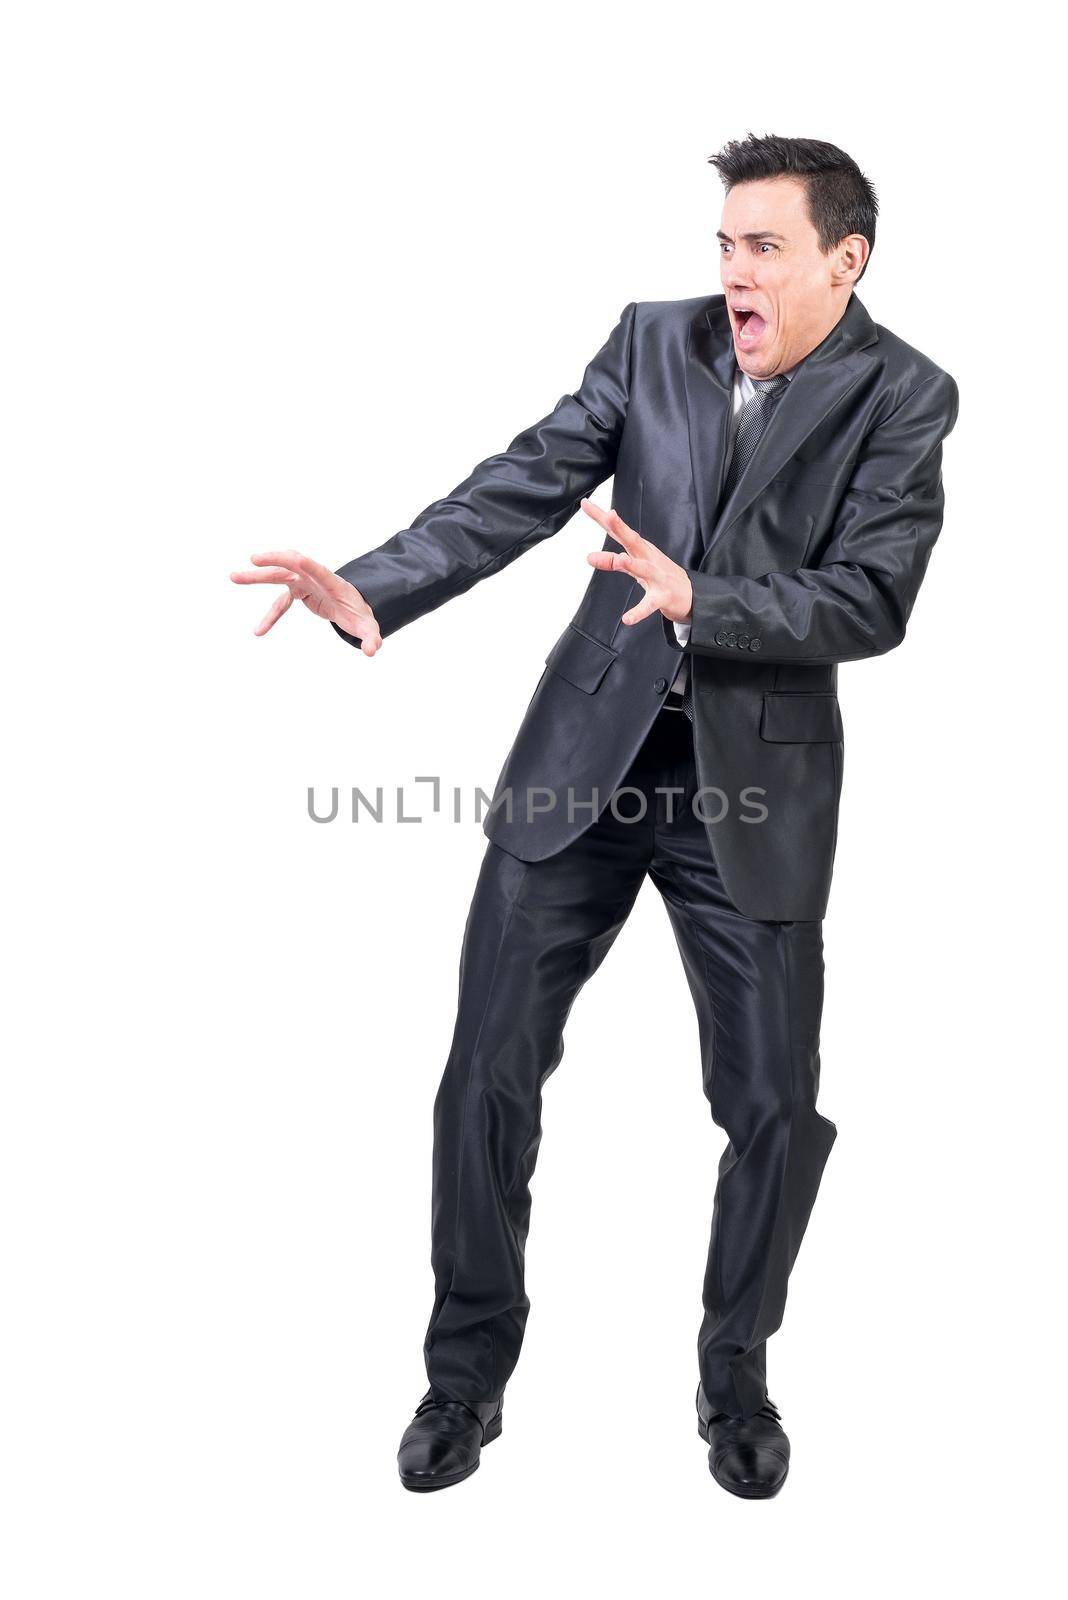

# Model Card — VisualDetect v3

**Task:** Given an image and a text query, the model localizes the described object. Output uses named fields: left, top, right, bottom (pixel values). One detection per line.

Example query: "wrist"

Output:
left=666, top=573, right=693, bottom=625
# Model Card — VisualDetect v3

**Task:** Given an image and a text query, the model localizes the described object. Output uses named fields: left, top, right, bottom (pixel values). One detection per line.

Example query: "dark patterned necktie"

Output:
left=679, top=373, right=789, bottom=724
left=718, top=373, right=790, bottom=510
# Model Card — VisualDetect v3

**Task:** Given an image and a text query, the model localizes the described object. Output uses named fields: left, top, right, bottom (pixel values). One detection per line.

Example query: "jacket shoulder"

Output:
left=871, top=321, right=956, bottom=391
left=868, top=320, right=959, bottom=434
left=633, top=293, right=720, bottom=332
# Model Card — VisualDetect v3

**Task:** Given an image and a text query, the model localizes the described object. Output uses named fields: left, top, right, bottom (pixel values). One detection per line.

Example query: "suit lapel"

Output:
left=684, top=293, right=880, bottom=563
left=684, top=300, right=737, bottom=556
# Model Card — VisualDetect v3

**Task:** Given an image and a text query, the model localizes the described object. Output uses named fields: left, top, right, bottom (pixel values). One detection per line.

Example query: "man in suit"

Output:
left=232, top=135, right=958, bottom=1498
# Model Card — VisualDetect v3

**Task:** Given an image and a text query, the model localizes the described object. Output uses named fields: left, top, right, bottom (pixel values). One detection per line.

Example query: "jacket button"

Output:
left=749, top=637, right=763, bottom=652
left=725, top=632, right=738, bottom=647
left=654, top=677, right=667, bottom=693
left=737, top=633, right=750, bottom=649
left=714, top=629, right=728, bottom=646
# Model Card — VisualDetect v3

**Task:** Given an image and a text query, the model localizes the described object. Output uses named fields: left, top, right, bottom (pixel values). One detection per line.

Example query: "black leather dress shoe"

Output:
left=397, top=1389, right=504, bottom=1492
left=696, top=1385, right=790, bottom=1499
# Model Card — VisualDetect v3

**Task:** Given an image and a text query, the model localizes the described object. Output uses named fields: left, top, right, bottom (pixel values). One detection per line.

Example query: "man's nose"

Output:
left=722, top=262, right=755, bottom=290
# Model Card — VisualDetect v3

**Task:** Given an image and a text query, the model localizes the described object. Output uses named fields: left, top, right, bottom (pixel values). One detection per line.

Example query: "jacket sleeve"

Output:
left=675, top=370, right=960, bottom=665
left=332, top=302, right=637, bottom=646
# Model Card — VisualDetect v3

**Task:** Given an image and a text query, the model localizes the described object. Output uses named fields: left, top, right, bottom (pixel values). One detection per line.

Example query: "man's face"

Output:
left=718, top=176, right=851, bottom=378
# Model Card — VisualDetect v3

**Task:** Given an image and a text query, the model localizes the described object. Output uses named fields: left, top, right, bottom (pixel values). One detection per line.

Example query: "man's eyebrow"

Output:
left=717, top=229, right=788, bottom=244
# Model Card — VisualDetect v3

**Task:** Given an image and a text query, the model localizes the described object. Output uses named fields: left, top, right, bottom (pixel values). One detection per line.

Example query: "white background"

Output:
left=2, top=3, right=1063, bottom=1595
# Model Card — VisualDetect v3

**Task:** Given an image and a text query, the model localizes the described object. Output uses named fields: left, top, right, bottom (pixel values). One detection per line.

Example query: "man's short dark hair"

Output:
left=710, top=134, right=878, bottom=281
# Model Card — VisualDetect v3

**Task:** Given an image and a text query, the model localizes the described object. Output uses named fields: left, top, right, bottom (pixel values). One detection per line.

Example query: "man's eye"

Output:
left=759, top=243, right=776, bottom=254
left=720, top=242, right=732, bottom=255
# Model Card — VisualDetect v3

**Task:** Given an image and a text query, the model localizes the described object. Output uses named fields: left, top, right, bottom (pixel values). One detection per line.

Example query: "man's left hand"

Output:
left=581, top=498, right=693, bottom=626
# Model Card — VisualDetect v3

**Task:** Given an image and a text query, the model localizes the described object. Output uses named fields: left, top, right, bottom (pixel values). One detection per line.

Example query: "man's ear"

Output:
left=831, top=234, right=870, bottom=287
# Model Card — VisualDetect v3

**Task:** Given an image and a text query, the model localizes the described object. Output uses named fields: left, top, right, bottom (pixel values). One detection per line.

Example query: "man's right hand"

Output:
left=230, top=550, right=382, bottom=654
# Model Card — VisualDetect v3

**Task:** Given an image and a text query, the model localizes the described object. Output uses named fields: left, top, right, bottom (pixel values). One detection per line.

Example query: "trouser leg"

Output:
left=424, top=809, right=649, bottom=1410
left=649, top=726, right=838, bottom=1418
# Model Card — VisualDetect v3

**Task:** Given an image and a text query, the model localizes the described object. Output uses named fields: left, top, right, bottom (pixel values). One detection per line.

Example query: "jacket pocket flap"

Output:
left=760, top=692, right=843, bottom=742
left=544, top=625, right=619, bottom=694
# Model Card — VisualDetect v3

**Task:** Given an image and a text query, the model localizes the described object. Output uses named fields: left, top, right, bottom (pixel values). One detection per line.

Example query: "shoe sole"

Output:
left=399, top=1414, right=503, bottom=1493
left=697, top=1418, right=789, bottom=1500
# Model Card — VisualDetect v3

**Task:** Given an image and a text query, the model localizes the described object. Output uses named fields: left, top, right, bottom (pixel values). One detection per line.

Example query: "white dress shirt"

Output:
left=668, top=363, right=795, bottom=694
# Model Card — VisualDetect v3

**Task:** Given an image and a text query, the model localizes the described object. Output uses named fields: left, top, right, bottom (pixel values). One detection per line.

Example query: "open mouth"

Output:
left=732, top=305, right=768, bottom=345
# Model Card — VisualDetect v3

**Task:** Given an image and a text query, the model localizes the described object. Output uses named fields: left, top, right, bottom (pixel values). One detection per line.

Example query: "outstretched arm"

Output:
left=232, top=303, right=637, bottom=650
left=330, top=300, right=636, bottom=648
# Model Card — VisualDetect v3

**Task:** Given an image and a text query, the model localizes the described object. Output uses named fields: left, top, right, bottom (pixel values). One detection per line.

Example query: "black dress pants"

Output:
left=423, top=706, right=837, bottom=1420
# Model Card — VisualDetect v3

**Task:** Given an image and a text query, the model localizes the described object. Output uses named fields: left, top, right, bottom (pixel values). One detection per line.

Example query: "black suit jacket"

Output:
left=335, top=292, right=959, bottom=920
